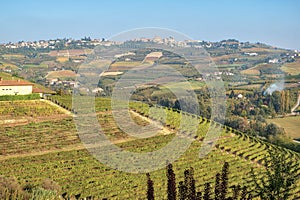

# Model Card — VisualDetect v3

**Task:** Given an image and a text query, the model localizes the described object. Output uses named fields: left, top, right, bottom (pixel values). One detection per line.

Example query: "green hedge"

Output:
left=0, top=93, right=41, bottom=101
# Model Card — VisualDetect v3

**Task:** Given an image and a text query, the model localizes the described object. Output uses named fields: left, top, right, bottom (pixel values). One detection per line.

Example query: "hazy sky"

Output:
left=1, top=0, right=299, bottom=50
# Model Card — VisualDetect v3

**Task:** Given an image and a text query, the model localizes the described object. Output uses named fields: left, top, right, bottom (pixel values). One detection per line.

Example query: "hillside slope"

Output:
left=0, top=96, right=299, bottom=199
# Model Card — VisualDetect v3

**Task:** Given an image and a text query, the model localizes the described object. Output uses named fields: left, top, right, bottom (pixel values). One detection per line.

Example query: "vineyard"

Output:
left=0, top=100, right=64, bottom=117
left=0, top=118, right=78, bottom=156
left=0, top=96, right=300, bottom=199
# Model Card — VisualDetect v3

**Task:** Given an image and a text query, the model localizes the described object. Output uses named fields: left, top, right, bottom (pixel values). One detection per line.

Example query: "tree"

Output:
left=285, top=90, right=290, bottom=112
left=251, top=150, right=297, bottom=199
left=229, top=90, right=235, bottom=98
left=146, top=173, right=154, bottom=200
left=240, top=186, right=248, bottom=200
left=220, top=162, right=229, bottom=199
left=178, top=181, right=187, bottom=200
left=280, top=91, right=285, bottom=114
left=196, top=191, right=202, bottom=200
left=231, top=185, right=241, bottom=200
left=173, top=96, right=200, bottom=115
left=225, top=117, right=249, bottom=133
left=166, top=163, right=177, bottom=200
left=271, top=92, right=281, bottom=114
left=184, top=167, right=196, bottom=200
left=264, top=123, right=284, bottom=137
left=203, top=183, right=211, bottom=200
left=214, top=173, right=221, bottom=200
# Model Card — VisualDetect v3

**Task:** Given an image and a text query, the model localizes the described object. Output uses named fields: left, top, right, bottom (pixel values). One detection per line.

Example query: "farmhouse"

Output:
left=0, top=77, right=33, bottom=96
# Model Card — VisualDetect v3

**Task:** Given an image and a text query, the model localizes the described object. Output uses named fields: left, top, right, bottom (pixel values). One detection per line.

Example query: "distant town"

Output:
left=2, top=36, right=299, bottom=52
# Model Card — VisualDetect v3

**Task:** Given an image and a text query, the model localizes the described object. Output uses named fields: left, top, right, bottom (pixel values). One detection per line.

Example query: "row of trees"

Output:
left=147, top=162, right=251, bottom=200
left=228, top=89, right=298, bottom=117
left=146, top=150, right=297, bottom=200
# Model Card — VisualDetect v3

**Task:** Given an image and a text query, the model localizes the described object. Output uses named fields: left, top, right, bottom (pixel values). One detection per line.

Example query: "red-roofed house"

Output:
left=0, top=77, right=33, bottom=96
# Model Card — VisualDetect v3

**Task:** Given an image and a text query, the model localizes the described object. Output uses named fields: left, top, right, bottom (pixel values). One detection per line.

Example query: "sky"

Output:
left=0, top=0, right=299, bottom=50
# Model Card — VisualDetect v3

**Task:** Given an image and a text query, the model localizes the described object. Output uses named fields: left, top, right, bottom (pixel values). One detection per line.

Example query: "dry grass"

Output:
left=46, top=70, right=77, bottom=78
left=241, top=63, right=276, bottom=75
left=240, top=47, right=286, bottom=53
left=212, top=54, right=240, bottom=62
left=236, top=84, right=263, bottom=89
left=0, top=62, right=19, bottom=70
left=281, top=60, right=300, bottom=75
left=56, top=57, right=69, bottom=63
left=100, top=71, right=123, bottom=76
left=241, top=64, right=261, bottom=75
left=2, top=54, right=25, bottom=59
left=241, top=68, right=260, bottom=75
left=267, top=116, right=300, bottom=139
left=110, top=61, right=141, bottom=68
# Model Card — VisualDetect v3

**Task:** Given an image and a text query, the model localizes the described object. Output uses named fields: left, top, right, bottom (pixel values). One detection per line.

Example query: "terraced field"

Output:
left=0, top=100, right=64, bottom=117
left=0, top=96, right=300, bottom=199
left=281, top=59, right=300, bottom=75
left=46, top=70, right=77, bottom=79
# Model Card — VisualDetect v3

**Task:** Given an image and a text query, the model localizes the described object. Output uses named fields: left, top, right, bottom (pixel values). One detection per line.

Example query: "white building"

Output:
left=268, top=58, right=279, bottom=64
left=0, top=78, right=33, bottom=96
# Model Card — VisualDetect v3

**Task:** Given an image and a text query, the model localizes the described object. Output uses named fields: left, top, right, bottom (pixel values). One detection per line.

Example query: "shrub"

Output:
left=0, top=176, right=28, bottom=200
left=0, top=94, right=40, bottom=101
left=41, top=178, right=61, bottom=193
left=30, top=187, right=58, bottom=200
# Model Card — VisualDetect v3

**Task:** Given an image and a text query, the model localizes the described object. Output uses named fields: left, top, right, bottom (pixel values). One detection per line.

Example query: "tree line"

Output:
left=146, top=150, right=297, bottom=200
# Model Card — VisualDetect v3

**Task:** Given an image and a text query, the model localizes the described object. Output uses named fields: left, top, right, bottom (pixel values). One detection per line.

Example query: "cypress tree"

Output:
left=280, top=90, right=285, bottom=114
left=178, top=181, right=187, bottom=200
left=184, top=169, right=190, bottom=198
left=285, top=90, right=290, bottom=112
left=196, top=191, right=202, bottom=200
left=214, top=173, right=221, bottom=200
left=146, top=173, right=154, bottom=200
left=203, top=183, right=211, bottom=200
left=166, top=163, right=177, bottom=200
left=240, top=186, right=248, bottom=200
left=231, top=185, right=241, bottom=200
left=220, top=162, right=229, bottom=199
left=184, top=167, right=196, bottom=200
left=247, top=194, right=253, bottom=200
left=189, top=167, right=196, bottom=200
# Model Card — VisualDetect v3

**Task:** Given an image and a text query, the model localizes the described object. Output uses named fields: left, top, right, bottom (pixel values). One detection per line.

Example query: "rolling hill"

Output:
left=0, top=96, right=299, bottom=199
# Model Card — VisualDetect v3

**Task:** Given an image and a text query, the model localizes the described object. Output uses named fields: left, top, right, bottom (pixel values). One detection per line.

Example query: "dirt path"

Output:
left=129, top=110, right=174, bottom=135
left=291, top=94, right=300, bottom=114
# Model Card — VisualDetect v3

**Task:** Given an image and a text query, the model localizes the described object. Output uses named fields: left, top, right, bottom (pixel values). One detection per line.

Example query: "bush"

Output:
left=30, top=187, right=58, bottom=200
left=0, top=176, right=29, bottom=199
left=0, top=94, right=40, bottom=101
left=41, top=178, right=61, bottom=193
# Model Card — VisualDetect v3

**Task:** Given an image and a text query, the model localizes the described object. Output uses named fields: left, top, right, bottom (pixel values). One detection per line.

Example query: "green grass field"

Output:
left=2, top=54, right=25, bottom=59
left=0, top=72, right=16, bottom=79
left=23, top=63, right=48, bottom=68
left=0, top=62, right=19, bottom=70
left=163, top=80, right=205, bottom=91
left=267, top=116, right=300, bottom=140
left=0, top=97, right=300, bottom=199
left=217, top=64, right=241, bottom=70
